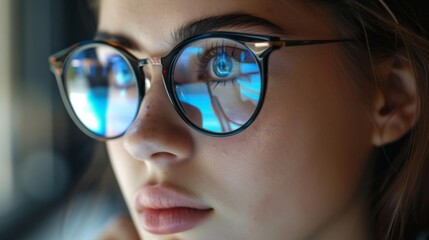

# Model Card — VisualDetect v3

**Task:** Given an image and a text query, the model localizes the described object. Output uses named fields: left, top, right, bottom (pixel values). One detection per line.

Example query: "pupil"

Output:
left=213, top=53, right=233, bottom=78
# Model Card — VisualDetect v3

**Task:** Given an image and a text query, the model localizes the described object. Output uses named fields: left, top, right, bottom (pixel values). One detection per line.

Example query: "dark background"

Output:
left=0, top=0, right=126, bottom=239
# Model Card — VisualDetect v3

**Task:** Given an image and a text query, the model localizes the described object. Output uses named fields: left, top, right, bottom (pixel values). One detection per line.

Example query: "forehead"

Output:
left=98, top=0, right=335, bottom=55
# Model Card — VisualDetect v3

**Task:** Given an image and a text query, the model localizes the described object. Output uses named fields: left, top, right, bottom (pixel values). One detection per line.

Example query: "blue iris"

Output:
left=212, top=53, right=233, bottom=78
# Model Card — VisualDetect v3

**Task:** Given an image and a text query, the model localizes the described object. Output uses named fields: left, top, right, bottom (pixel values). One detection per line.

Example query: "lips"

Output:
left=135, top=185, right=213, bottom=234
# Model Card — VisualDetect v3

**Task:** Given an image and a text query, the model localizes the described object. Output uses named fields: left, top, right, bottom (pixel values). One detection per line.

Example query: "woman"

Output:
left=50, top=0, right=429, bottom=239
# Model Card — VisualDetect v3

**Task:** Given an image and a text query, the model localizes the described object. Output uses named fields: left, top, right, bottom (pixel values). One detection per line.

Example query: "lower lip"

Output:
left=139, top=207, right=212, bottom=234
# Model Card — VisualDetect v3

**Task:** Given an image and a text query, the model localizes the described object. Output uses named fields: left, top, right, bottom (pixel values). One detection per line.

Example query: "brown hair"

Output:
left=313, top=1, right=429, bottom=239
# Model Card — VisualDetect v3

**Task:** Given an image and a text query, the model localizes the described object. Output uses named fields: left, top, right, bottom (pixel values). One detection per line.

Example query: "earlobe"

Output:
left=371, top=56, right=418, bottom=147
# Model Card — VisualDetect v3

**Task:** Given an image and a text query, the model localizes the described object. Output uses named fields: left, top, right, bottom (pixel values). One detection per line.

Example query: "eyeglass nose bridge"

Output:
left=138, top=57, right=164, bottom=93
left=138, top=57, right=162, bottom=67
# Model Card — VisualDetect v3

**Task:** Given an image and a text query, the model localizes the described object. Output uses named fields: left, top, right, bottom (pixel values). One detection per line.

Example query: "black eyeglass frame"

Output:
left=49, top=31, right=349, bottom=140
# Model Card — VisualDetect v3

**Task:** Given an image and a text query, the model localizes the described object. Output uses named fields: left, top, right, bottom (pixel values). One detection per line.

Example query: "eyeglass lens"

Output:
left=65, top=44, right=140, bottom=138
left=172, top=38, right=262, bottom=134
left=64, top=38, right=262, bottom=138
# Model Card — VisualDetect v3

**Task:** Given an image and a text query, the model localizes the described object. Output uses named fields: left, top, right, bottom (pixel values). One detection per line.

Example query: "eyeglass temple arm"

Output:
left=49, top=45, right=77, bottom=75
left=49, top=55, right=63, bottom=76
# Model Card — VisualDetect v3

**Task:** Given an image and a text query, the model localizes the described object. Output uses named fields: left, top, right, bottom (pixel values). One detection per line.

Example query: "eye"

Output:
left=212, top=52, right=235, bottom=78
left=198, top=45, right=244, bottom=85
left=173, top=38, right=258, bottom=88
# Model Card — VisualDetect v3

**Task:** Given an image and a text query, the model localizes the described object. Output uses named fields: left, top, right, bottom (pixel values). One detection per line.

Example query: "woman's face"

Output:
left=101, top=0, right=375, bottom=239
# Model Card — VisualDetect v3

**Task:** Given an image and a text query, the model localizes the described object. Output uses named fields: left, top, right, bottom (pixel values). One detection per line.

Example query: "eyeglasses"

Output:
left=49, top=31, right=348, bottom=139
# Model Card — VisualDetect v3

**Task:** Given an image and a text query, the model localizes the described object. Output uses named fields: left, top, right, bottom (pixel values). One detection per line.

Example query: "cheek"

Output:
left=199, top=47, right=374, bottom=236
left=106, top=140, right=147, bottom=202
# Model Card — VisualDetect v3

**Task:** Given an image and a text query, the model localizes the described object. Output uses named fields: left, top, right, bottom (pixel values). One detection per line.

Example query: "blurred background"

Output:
left=0, top=0, right=128, bottom=239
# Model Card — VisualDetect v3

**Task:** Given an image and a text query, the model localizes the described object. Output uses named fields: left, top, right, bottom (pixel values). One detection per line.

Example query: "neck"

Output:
left=311, top=196, right=374, bottom=240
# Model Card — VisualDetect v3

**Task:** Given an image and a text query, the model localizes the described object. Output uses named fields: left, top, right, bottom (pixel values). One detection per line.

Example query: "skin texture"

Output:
left=98, top=0, right=385, bottom=239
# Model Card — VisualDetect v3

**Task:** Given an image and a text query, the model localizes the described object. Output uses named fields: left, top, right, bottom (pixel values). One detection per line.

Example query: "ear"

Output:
left=372, top=56, right=419, bottom=146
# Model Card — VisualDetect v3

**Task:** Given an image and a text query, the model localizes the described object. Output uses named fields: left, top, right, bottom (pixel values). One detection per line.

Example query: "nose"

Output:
left=122, top=67, right=193, bottom=165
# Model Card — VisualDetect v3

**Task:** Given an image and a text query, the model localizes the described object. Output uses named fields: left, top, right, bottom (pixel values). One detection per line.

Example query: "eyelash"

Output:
left=196, top=42, right=241, bottom=87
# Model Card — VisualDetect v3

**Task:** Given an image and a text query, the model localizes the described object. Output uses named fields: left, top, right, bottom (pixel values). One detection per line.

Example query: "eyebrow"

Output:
left=95, top=12, right=289, bottom=49
left=170, top=12, right=289, bottom=44
left=94, top=32, right=138, bottom=49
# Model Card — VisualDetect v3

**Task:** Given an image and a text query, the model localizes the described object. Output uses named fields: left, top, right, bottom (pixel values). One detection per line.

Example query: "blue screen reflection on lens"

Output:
left=176, top=83, right=222, bottom=133
left=173, top=38, right=262, bottom=134
left=65, top=44, right=139, bottom=138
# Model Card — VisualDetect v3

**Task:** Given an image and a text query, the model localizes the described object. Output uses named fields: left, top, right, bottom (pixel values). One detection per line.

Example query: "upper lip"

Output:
left=135, top=184, right=212, bottom=211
